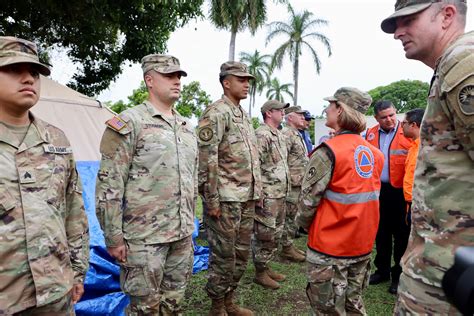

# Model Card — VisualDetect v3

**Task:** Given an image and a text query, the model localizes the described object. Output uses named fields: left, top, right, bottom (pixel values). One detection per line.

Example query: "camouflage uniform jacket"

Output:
left=96, top=101, right=198, bottom=247
left=197, top=95, right=261, bottom=210
left=402, top=31, right=474, bottom=287
left=296, top=146, right=333, bottom=231
left=0, top=114, right=89, bottom=314
left=256, top=124, right=290, bottom=199
left=281, top=126, right=309, bottom=203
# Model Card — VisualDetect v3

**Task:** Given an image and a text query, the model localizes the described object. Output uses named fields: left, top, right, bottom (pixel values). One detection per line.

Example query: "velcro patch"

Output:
left=107, top=116, right=127, bottom=131
left=43, top=144, right=73, bottom=154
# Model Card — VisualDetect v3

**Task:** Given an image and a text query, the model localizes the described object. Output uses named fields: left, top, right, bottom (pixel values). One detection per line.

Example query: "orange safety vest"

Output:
left=308, top=134, right=384, bottom=257
left=365, top=122, right=413, bottom=188
left=403, top=138, right=420, bottom=203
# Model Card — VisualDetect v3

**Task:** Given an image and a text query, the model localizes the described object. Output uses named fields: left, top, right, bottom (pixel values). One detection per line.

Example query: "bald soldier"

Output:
left=197, top=61, right=261, bottom=315
left=252, top=100, right=290, bottom=290
left=381, top=0, right=474, bottom=314
left=96, top=55, right=197, bottom=315
left=0, top=36, right=89, bottom=314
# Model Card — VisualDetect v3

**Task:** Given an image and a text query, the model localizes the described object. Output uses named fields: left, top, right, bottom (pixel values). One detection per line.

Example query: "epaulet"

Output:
left=106, top=114, right=131, bottom=134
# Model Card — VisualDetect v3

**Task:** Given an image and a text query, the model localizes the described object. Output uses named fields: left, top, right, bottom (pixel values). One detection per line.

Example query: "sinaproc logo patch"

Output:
left=354, top=145, right=374, bottom=178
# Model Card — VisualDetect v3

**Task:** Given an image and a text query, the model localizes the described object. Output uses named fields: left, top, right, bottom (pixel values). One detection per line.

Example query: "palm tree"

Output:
left=266, top=78, right=293, bottom=103
left=239, top=50, right=271, bottom=116
left=266, top=3, right=332, bottom=104
left=209, top=0, right=267, bottom=61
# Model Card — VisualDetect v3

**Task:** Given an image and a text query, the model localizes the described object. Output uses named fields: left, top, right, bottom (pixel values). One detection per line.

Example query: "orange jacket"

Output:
left=308, top=134, right=384, bottom=257
left=403, top=138, right=420, bottom=203
left=365, top=123, right=413, bottom=188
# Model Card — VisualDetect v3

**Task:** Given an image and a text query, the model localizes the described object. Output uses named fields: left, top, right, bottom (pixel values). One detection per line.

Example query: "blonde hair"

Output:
left=337, top=102, right=366, bottom=134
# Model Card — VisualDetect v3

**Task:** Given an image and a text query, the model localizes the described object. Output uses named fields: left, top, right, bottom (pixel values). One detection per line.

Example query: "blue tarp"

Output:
left=75, top=161, right=208, bottom=315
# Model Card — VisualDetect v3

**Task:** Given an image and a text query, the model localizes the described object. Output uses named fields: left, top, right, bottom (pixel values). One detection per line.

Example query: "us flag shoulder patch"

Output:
left=106, top=116, right=127, bottom=131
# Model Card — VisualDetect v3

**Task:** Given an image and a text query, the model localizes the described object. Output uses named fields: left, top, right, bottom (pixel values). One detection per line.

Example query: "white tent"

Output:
left=32, top=76, right=115, bottom=161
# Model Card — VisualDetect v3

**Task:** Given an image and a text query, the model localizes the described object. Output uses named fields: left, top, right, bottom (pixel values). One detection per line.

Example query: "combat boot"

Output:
left=254, top=268, right=280, bottom=289
left=280, top=245, right=305, bottom=262
left=266, top=267, right=286, bottom=282
left=224, top=291, right=254, bottom=316
left=209, top=298, right=227, bottom=316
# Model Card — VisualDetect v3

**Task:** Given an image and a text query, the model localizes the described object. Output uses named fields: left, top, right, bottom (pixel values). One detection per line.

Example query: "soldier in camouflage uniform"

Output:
left=381, top=0, right=473, bottom=314
left=0, top=36, right=89, bottom=315
left=197, top=61, right=261, bottom=316
left=297, top=87, right=382, bottom=315
left=252, top=100, right=290, bottom=290
left=280, top=106, right=308, bottom=263
left=96, top=55, right=197, bottom=315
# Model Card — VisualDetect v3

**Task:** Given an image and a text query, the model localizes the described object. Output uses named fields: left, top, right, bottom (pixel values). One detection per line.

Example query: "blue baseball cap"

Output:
left=303, top=111, right=315, bottom=121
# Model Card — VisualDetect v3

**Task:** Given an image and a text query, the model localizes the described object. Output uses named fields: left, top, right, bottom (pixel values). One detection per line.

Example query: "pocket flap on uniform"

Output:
left=0, top=190, right=17, bottom=215
left=120, top=263, right=152, bottom=297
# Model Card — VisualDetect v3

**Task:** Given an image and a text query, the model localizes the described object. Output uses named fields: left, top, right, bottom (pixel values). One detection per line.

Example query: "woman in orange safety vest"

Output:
left=296, top=87, right=384, bottom=315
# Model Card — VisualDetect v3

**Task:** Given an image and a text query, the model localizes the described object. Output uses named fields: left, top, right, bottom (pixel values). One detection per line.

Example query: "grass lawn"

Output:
left=184, top=200, right=396, bottom=315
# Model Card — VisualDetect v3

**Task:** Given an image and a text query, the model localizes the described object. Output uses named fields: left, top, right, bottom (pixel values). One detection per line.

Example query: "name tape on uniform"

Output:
left=43, top=144, right=73, bottom=154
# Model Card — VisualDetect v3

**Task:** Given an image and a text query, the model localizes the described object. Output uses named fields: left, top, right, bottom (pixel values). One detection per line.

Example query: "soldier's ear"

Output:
left=144, top=73, right=153, bottom=88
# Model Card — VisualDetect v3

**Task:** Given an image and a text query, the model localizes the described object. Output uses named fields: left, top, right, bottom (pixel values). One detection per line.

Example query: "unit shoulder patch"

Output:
left=199, top=126, right=214, bottom=142
left=458, top=84, right=474, bottom=115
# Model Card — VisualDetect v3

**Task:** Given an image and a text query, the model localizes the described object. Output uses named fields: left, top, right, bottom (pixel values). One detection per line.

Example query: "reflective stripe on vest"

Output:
left=390, top=149, right=408, bottom=155
left=324, top=189, right=380, bottom=205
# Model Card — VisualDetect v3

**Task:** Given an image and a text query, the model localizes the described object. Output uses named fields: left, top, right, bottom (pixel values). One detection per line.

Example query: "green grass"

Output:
left=187, top=198, right=395, bottom=315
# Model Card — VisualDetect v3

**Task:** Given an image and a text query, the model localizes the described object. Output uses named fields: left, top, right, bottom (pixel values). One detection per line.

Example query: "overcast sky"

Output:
left=51, top=0, right=474, bottom=118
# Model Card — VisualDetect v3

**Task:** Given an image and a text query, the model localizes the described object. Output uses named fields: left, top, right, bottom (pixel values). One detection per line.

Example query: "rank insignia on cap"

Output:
left=107, top=116, right=127, bottom=131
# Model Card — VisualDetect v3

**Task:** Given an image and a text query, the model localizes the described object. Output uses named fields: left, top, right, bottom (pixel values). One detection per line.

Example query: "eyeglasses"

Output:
left=402, top=120, right=413, bottom=126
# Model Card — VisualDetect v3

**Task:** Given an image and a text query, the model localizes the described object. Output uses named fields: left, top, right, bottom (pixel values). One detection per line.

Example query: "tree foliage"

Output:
left=239, top=50, right=271, bottom=116
left=266, top=3, right=331, bottom=105
left=0, top=0, right=204, bottom=96
left=367, top=80, right=429, bottom=115
left=107, top=80, right=211, bottom=119
left=265, top=77, right=293, bottom=102
left=209, top=0, right=273, bottom=61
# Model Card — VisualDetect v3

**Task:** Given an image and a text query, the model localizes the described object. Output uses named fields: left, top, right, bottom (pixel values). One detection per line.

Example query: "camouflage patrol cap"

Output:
left=381, top=0, right=467, bottom=33
left=0, top=36, right=50, bottom=75
left=324, top=87, right=372, bottom=114
left=219, top=61, right=255, bottom=79
left=141, top=54, right=187, bottom=76
left=261, top=100, right=290, bottom=114
left=285, top=106, right=306, bottom=115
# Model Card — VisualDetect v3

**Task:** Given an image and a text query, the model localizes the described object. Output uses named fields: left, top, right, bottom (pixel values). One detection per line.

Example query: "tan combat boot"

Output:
left=266, top=267, right=286, bottom=282
left=254, top=267, right=280, bottom=289
left=280, top=245, right=306, bottom=262
left=209, top=298, right=227, bottom=316
left=224, top=291, right=254, bottom=316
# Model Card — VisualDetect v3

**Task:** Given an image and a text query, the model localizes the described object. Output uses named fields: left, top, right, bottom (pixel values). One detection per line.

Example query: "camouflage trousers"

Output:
left=306, top=250, right=371, bottom=315
left=14, top=293, right=74, bottom=316
left=205, top=200, right=255, bottom=299
left=281, top=200, right=298, bottom=247
left=252, top=198, right=286, bottom=269
left=394, top=273, right=461, bottom=315
left=121, top=236, right=194, bottom=315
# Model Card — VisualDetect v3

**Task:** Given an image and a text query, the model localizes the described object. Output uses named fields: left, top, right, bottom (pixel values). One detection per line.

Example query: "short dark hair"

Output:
left=374, top=100, right=395, bottom=115
left=405, top=108, right=425, bottom=127
left=219, top=75, right=228, bottom=88
left=262, top=112, right=268, bottom=121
